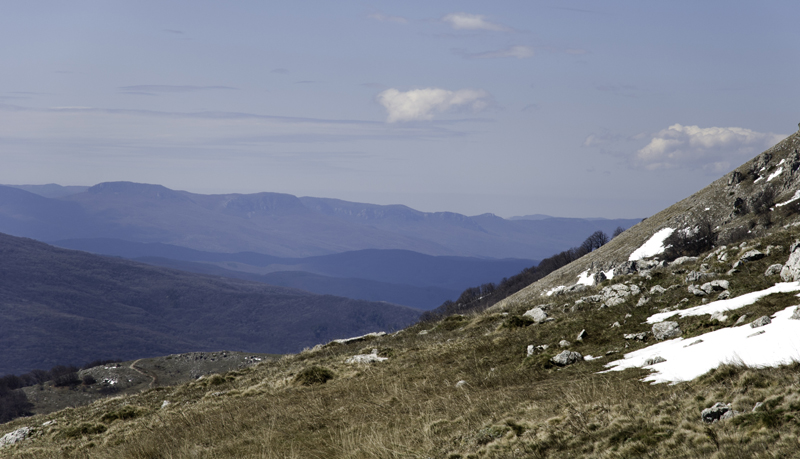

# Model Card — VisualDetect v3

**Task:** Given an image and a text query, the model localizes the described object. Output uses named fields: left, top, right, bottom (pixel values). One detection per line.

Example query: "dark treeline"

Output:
left=420, top=228, right=623, bottom=322
left=0, top=359, right=120, bottom=423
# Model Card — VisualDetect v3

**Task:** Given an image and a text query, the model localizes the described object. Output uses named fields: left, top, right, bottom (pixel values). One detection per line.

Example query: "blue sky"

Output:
left=1, top=1, right=798, bottom=218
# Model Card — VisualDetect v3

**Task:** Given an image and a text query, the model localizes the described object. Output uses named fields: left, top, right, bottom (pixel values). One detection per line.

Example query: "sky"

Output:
left=1, top=1, right=799, bottom=218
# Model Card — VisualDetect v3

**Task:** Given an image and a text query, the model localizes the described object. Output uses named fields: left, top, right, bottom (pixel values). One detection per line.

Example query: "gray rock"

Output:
left=0, top=427, right=32, bottom=448
left=735, top=314, right=748, bottom=325
left=790, top=307, right=800, bottom=320
left=717, top=290, right=731, bottom=300
left=652, top=321, right=682, bottom=340
left=636, top=296, right=650, bottom=307
left=701, top=402, right=732, bottom=423
left=576, top=329, right=587, bottom=341
left=700, top=280, right=729, bottom=294
left=615, top=261, right=639, bottom=276
left=710, top=311, right=728, bottom=322
left=748, top=330, right=766, bottom=338
left=522, top=307, right=548, bottom=324
left=345, top=350, right=388, bottom=364
left=750, top=315, right=772, bottom=328
left=650, top=285, right=667, bottom=295
left=624, top=332, right=648, bottom=341
left=687, top=271, right=716, bottom=283
left=765, top=264, right=784, bottom=276
left=594, top=271, right=607, bottom=284
left=558, top=339, right=571, bottom=348
left=526, top=345, right=535, bottom=357
left=331, top=331, right=386, bottom=345
left=688, top=285, right=707, bottom=296
left=781, top=240, right=800, bottom=281
left=600, top=283, right=639, bottom=307
left=644, top=356, right=666, bottom=365
left=550, top=350, right=583, bottom=366
left=739, top=250, right=765, bottom=263
left=610, top=321, right=621, bottom=328
left=672, top=256, right=698, bottom=266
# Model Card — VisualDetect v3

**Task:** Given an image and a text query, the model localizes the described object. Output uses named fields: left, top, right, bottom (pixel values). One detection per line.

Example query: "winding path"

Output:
left=129, top=359, right=159, bottom=389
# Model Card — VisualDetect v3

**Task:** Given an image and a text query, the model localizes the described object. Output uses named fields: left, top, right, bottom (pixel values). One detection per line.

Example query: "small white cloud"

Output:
left=368, top=12, right=408, bottom=24
left=442, top=13, right=510, bottom=31
left=635, top=124, right=785, bottom=172
left=377, top=88, right=489, bottom=123
left=470, top=45, right=534, bottom=59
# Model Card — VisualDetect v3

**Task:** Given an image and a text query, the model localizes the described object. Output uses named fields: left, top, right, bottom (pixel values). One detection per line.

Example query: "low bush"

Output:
left=294, top=366, right=335, bottom=386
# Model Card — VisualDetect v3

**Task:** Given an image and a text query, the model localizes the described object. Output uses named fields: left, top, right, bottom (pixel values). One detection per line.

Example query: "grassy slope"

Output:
left=4, top=225, right=800, bottom=457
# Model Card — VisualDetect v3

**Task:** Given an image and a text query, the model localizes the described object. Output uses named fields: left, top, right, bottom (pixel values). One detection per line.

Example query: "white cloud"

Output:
left=368, top=12, right=407, bottom=24
left=376, top=88, right=489, bottom=123
left=470, top=45, right=534, bottom=59
left=442, top=13, right=510, bottom=32
left=634, top=124, right=785, bottom=172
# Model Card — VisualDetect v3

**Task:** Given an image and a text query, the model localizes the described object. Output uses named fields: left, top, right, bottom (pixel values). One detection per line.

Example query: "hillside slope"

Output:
left=6, top=134, right=800, bottom=457
left=0, top=233, right=419, bottom=375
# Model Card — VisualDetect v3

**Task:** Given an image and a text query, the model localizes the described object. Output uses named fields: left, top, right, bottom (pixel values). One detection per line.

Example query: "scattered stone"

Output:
left=417, top=330, right=429, bottom=335
left=624, top=332, right=648, bottom=341
left=550, top=350, right=583, bottom=366
left=739, top=250, right=765, bottom=263
left=701, top=403, right=732, bottom=423
left=700, top=280, right=729, bottom=294
left=41, top=420, right=56, bottom=427
left=610, top=322, right=621, bottom=328
left=649, top=285, right=667, bottom=295
left=781, top=240, right=800, bottom=282
left=717, top=291, right=731, bottom=300
left=0, top=427, right=32, bottom=448
left=747, top=330, right=766, bottom=338
left=750, top=315, right=772, bottom=328
left=599, top=283, right=641, bottom=308
left=765, top=245, right=784, bottom=256
left=625, top=313, right=632, bottom=319
left=535, top=344, right=549, bottom=352
left=652, top=321, right=682, bottom=340
left=688, top=285, right=707, bottom=296
left=684, top=339, right=704, bottom=347
left=522, top=307, right=548, bottom=324
left=687, top=271, right=716, bottom=283
left=672, top=256, right=698, bottom=266
left=455, top=380, right=467, bottom=388
left=636, top=296, right=650, bottom=307
left=710, top=311, right=728, bottom=322
left=160, top=400, right=171, bottom=409
left=644, top=356, right=666, bottom=365
left=765, top=264, right=784, bottom=276
left=790, top=307, right=800, bottom=320
left=735, top=314, right=748, bottom=325
left=558, top=340, right=571, bottom=348
left=576, top=329, right=587, bottom=341
left=345, top=349, right=388, bottom=364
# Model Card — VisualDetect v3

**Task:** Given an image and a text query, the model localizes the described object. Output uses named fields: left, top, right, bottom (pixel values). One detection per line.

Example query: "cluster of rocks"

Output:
left=701, top=403, right=738, bottom=423
left=687, top=279, right=730, bottom=299
left=0, top=427, right=32, bottom=448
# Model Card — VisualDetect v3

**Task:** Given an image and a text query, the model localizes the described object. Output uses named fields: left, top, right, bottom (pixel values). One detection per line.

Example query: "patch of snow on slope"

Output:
left=544, top=285, right=566, bottom=297
left=605, top=305, right=800, bottom=384
left=628, top=228, right=674, bottom=261
left=604, top=268, right=615, bottom=280
left=767, top=167, right=784, bottom=182
left=576, top=270, right=594, bottom=286
left=646, top=282, right=800, bottom=324
left=776, top=190, right=800, bottom=208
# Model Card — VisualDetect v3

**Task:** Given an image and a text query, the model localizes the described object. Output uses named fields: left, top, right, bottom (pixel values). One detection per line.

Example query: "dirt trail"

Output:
left=129, top=359, right=158, bottom=388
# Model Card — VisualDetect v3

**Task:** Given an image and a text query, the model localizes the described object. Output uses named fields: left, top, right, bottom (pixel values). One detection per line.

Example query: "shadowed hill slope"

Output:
left=0, top=233, right=420, bottom=375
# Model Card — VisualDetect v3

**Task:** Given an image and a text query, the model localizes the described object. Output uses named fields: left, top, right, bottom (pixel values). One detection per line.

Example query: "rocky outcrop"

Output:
left=550, top=351, right=583, bottom=366
left=0, top=427, right=32, bottom=448
left=700, top=280, right=729, bottom=294
left=750, top=316, right=772, bottom=328
left=345, top=349, right=388, bottom=364
left=600, top=283, right=641, bottom=307
left=522, top=307, right=548, bottom=324
left=780, top=241, right=800, bottom=281
left=765, top=264, right=783, bottom=276
left=652, top=321, right=681, bottom=340
left=702, top=403, right=735, bottom=423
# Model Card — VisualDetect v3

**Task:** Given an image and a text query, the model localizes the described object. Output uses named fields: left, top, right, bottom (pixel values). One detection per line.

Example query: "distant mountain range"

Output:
left=1, top=182, right=640, bottom=259
left=0, top=232, right=420, bottom=375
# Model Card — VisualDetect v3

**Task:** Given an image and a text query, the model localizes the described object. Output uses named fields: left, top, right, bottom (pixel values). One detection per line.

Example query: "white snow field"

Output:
left=605, top=282, right=800, bottom=384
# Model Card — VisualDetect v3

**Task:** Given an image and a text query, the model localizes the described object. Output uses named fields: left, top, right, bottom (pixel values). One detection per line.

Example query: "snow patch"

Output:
left=754, top=176, right=764, bottom=183
left=767, top=167, right=783, bottom=182
left=629, top=228, right=674, bottom=261
left=603, top=268, right=615, bottom=280
left=544, top=286, right=566, bottom=297
left=605, top=305, right=800, bottom=384
left=647, top=282, right=800, bottom=324
left=778, top=158, right=786, bottom=166
left=776, top=190, right=800, bottom=208
left=576, top=270, right=594, bottom=286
